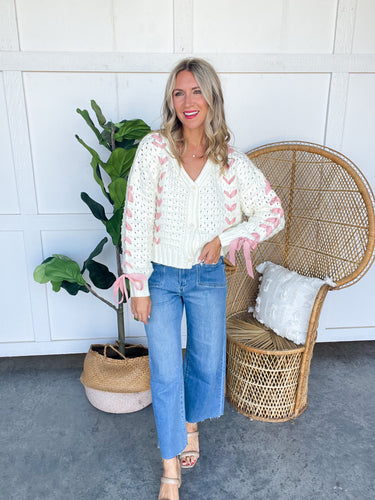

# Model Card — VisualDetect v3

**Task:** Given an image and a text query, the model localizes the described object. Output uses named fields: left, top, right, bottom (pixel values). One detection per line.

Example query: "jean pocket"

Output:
left=198, top=258, right=227, bottom=287
left=148, top=263, right=165, bottom=287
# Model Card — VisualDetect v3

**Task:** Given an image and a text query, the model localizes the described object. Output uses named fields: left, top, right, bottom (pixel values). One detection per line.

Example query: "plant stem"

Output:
left=107, top=125, right=127, bottom=355
left=85, top=284, right=117, bottom=311
left=116, top=246, right=126, bottom=356
left=111, top=125, right=116, bottom=152
left=117, top=303, right=125, bottom=356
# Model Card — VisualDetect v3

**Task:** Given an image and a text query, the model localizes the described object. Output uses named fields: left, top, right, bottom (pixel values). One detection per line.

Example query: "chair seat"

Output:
left=227, top=312, right=302, bottom=351
left=226, top=313, right=305, bottom=421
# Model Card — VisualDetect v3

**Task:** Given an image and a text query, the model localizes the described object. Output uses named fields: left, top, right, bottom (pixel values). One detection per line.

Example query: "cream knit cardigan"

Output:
left=121, top=133, right=285, bottom=297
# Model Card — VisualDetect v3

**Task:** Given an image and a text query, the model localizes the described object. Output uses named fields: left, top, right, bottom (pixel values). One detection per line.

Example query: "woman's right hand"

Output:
left=131, top=296, right=152, bottom=324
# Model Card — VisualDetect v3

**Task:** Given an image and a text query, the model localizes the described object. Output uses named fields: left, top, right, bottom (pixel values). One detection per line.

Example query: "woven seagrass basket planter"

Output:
left=225, top=141, right=375, bottom=422
left=80, top=343, right=151, bottom=414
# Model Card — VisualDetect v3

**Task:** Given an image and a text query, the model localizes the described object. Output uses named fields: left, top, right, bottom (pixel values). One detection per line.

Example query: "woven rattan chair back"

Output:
left=226, top=141, right=375, bottom=421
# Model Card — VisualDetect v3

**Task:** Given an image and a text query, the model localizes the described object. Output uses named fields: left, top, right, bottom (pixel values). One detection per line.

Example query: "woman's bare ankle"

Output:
left=159, top=457, right=180, bottom=499
left=162, top=456, right=180, bottom=477
left=186, top=422, right=198, bottom=433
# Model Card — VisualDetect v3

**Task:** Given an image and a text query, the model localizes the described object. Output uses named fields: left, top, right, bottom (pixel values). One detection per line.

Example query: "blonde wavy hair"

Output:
left=159, top=58, right=231, bottom=170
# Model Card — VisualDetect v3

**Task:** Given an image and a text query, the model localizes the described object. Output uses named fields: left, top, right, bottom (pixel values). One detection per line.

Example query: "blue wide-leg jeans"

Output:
left=144, top=258, right=227, bottom=459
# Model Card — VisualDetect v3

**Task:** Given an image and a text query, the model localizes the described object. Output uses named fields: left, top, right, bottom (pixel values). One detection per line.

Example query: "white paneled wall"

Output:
left=16, top=0, right=175, bottom=53
left=24, top=72, right=119, bottom=214
left=16, top=0, right=115, bottom=52
left=222, top=73, right=331, bottom=149
left=1, top=0, right=375, bottom=356
left=0, top=232, right=34, bottom=343
left=0, top=73, right=19, bottom=213
left=193, top=0, right=337, bottom=53
left=352, top=0, right=375, bottom=53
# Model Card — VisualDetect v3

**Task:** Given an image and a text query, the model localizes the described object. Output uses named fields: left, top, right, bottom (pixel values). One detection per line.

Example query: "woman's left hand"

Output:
left=199, top=236, right=222, bottom=264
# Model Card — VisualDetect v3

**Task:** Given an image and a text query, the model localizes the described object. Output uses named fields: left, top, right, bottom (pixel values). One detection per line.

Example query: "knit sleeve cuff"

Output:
left=130, top=280, right=150, bottom=298
left=219, top=229, right=237, bottom=248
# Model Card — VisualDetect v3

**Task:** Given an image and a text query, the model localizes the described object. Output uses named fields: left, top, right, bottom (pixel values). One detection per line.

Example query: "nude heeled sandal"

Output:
left=179, top=431, right=200, bottom=469
left=158, top=463, right=181, bottom=500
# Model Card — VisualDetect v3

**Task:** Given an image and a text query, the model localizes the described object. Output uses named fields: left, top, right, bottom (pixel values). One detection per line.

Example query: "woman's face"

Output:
left=172, top=70, right=209, bottom=135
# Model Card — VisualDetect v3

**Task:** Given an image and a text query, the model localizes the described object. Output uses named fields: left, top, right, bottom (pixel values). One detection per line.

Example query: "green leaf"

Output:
left=86, top=237, right=108, bottom=263
left=61, top=281, right=89, bottom=295
left=93, top=162, right=112, bottom=203
left=91, top=100, right=106, bottom=128
left=34, top=256, right=71, bottom=285
left=34, top=263, right=51, bottom=284
left=51, top=254, right=73, bottom=261
left=82, top=237, right=108, bottom=273
left=86, top=260, right=116, bottom=289
left=114, top=119, right=151, bottom=141
left=100, top=125, right=113, bottom=148
left=105, top=208, right=123, bottom=247
left=81, top=192, right=108, bottom=222
left=42, top=256, right=54, bottom=264
left=76, top=135, right=105, bottom=168
left=76, top=108, right=110, bottom=150
left=51, top=280, right=62, bottom=292
left=44, top=256, right=86, bottom=286
left=108, top=178, right=127, bottom=211
left=115, top=139, right=138, bottom=150
left=76, top=135, right=112, bottom=201
left=104, top=148, right=136, bottom=181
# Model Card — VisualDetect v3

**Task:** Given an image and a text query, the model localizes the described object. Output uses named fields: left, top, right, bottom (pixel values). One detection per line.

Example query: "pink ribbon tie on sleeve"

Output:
left=113, top=273, right=147, bottom=304
left=229, top=237, right=258, bottom=278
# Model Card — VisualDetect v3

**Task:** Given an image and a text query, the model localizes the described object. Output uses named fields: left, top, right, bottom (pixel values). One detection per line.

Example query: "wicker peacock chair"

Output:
left=225, top=141, right=375, bottom=422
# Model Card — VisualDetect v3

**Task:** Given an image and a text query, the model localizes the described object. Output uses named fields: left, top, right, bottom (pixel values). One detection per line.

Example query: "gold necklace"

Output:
left=181, top=143, right=206, bottom=159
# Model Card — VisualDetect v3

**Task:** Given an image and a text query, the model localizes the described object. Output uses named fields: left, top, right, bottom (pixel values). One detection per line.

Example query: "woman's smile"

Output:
left=173, top=70, right=208, bottom=132
left=183, top=110, right=199, bottom=119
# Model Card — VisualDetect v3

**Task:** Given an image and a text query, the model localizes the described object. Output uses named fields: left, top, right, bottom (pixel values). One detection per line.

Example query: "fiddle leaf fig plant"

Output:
left=34, top=100, right=151, bottom=355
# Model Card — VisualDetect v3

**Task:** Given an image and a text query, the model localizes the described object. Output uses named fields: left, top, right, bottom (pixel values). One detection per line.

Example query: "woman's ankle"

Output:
left=186, top=422, right=198, bottom=433
left=162, top=456, right=180, bottom=476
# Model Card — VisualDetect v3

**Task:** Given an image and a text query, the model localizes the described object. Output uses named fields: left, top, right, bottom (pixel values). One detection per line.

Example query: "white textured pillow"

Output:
left=251, top=262, right=334, bottom=345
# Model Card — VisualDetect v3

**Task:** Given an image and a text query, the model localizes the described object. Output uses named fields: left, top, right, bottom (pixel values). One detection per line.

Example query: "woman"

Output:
left=120, top=58, right=284, bottom=500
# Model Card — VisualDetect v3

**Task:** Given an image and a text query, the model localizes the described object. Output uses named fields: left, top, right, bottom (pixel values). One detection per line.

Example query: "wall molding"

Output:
left=3, top=71, right=37, bottom=214
left=324, top=73, right=350, bottom=149
left=0, top=214, right=105, bottom=231
left=334, top=0, right=357, bottom=54
left=324, top=0, right=358, bottom=149
left=173, top=0, right=193, bottom=53
left=0, top=0, right=19, bottom=50
left=1, top=52, right=375, bottom=73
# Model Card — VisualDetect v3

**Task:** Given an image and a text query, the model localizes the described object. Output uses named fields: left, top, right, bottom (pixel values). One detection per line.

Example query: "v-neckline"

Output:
left=181, top=158, right=210, bottom=185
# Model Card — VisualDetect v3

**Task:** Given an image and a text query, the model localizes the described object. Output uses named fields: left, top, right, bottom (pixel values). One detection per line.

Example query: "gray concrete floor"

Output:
left=0, top=341, right=374, bottom=500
